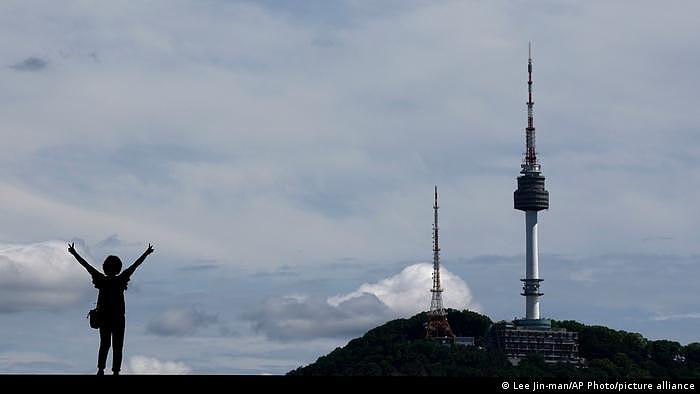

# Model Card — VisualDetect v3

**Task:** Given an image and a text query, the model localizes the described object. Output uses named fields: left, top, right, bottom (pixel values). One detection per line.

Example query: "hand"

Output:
left=145, top=243, right=155, bottom=255
left=68, top=242, right=77, bottom=255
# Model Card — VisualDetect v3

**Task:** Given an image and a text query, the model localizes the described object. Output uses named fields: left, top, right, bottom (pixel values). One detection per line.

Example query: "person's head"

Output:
left=103, top=255, right=123, bottom=276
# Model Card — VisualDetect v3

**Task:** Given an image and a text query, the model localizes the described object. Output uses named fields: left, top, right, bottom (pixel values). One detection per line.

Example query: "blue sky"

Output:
left=0, top=0, right=699, bottom=374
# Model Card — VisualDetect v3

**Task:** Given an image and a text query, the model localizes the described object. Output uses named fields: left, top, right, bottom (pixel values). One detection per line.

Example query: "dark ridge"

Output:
left=288, top=310, right=700, bottom=378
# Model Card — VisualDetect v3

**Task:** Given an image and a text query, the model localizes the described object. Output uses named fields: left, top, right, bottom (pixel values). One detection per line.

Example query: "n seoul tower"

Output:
left=487, top=45, right=579, bottom=364
left=513, top=43, right=550, bottom=325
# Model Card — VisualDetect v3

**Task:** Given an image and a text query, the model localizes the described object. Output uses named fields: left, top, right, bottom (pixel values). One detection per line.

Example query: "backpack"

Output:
left=87, top=307, right=102, bottom=329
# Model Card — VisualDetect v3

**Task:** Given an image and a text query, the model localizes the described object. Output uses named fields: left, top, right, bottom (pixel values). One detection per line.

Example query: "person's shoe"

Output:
left=113, top=370, right=120, bottom=375
left=97, top=369, right=104, bottom=375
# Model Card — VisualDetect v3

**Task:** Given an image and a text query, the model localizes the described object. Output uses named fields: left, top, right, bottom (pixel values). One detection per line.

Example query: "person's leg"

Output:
left=111, top=315, right=125, bottom=375
left=98, top=325, right=112, bottom=374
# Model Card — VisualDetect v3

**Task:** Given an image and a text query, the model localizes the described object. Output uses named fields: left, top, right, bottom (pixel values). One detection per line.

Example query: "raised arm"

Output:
left=121, top=243, right=155, bottom=279
left=68, top=242, right=101, bottom=277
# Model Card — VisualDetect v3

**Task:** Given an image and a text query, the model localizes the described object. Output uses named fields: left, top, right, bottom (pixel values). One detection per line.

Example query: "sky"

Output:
left=0, top=0, right=699, bottom=374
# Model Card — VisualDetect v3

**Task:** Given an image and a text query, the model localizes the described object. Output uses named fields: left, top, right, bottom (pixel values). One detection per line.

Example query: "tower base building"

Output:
left=487, top=321, right=581, bottom=365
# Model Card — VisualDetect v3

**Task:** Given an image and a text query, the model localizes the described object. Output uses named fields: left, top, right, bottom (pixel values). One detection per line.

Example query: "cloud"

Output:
left=251, top=265, right=299, bottom=278
left=127, top=355, right=190, bottom=374
left=0, top=0, right=698, bottom=272
left=0, top=351, right=72, bottom=372
left=177, top=264, right=220, bottom=272
left=250, top=293, right=392, bottom=341
left=10, top=56, right=48, bottom=71
left=146, top=305, right=218, bottom=336
left=0, top=240, right=95, bottom=313
left=650, top=313, right=700, bottom=322
left=94, top=233, right=134, bottom=249
left=177, top=259, right=220, bottom=272
left=250, top=263, right=479, bottom=341
left=642, top=236, right=675, bottom=242
left=329, top=263, right=481, bottom=317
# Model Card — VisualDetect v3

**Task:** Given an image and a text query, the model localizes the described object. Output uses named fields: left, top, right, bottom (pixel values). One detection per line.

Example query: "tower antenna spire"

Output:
left=426, top=186, right=454, bottom=339
left=523, top=41, right=539, bottom=173
left=528, top=42, right=533, bottom=108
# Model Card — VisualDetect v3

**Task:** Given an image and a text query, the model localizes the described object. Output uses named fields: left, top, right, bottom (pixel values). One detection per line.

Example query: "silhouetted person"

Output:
left=68, top=242, right=155, bottom=375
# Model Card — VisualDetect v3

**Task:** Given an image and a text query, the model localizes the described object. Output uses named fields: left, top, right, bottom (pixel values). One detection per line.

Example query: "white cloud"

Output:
left=127, top=355, right=191, bottom=374
left=650, top=313, right=700, bottom=322
left=251, top=263, right=479, bottom=341
left=329, top=263, right=481, bottom=317
left=0, top=240, right=94, bottom=312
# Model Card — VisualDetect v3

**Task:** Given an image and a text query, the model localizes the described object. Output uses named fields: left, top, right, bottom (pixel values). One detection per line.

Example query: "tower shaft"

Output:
left=523, top=210, right=542, bottom=319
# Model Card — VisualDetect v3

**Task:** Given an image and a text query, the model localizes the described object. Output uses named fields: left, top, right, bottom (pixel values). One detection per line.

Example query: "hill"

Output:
left=288, top=310, right=700, bottom=378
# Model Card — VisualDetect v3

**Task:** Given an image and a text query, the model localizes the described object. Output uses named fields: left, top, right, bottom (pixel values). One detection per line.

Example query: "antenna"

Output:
left=426, top=186, right=454, bottom=339
left=522, top=41, right=539, bottom=173
left=432, top=185, right=440, bottom=278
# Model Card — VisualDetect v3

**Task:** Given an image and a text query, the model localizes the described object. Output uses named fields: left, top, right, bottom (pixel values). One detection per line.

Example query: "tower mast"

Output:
left=426, top=186, right=454, bottom=338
